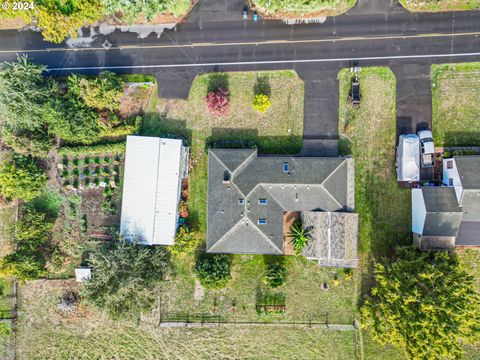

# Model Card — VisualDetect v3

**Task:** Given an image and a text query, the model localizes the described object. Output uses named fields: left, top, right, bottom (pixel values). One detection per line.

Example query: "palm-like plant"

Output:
left=288, top=221, right=311, bottom=255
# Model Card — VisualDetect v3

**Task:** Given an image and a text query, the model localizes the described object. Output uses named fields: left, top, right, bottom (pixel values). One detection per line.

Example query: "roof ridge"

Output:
left=232, top=150, right=258, bottom=178
left=320, top=160, right=346, bottom=209
left=207, top=219, right=245, bottom=252
left=208, top=215, right=283, bottom=254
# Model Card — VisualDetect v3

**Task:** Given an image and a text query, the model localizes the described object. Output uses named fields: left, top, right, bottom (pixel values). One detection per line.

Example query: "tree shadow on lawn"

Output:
left=254, top=75, right=271, bottom=97
left=207, top=73, right=230, bottom=94
left=140, top=113, right=193, bottom=144
left=442, top=131, right=480, bottom=147
left=208, top=128, right=302, bottom=155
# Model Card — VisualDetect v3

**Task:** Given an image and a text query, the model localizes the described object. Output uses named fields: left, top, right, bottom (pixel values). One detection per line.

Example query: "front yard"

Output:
left=432, top=62, right=480, bottom=147
left=399, top=0, right=480, bottom=12
left=338, top=67, right=411, bottom=259
left=143, top=70, right=304, bottom=235
left=252, top=0, right=356, bottom=18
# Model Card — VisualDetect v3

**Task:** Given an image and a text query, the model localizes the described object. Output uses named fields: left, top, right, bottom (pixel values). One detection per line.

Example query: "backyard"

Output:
left=432, top=62, right=480, bottom=147
left=16, top=280, right=356, bottom=360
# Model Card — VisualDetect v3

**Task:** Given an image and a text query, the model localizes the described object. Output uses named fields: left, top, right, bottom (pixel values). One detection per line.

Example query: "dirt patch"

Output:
left=194, top=279, right=205, bottom=301
left=118, top=83, right=154, bottom=119
left=0, top=17, right=27, bottom=30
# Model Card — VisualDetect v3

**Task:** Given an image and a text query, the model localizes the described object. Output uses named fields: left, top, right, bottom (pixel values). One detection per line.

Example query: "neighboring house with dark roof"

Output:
left=412, top=156, right=480, bottom=250
left=207, top=148, right=358, bottom=267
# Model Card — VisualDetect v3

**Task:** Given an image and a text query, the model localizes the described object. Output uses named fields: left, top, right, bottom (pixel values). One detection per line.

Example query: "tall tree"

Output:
left=362, top=246, right=480, bottom=359
left=83, top=238, right=170, bottom=318
left=0, top=56, right=55, bottom=133
left=0, top=56, right=56, bottom=156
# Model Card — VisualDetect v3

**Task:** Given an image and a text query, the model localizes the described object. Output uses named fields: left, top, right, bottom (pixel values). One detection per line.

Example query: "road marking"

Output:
left=49, top=51, right=480, bottom=71
left=1, top=31, right=480, bottom=54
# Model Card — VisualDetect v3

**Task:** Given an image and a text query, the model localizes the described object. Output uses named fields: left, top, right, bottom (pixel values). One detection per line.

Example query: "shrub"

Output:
left=178, top=199, right=188, bottom=218
left=74, top=72, right=124, bottom=111
left=205, top=89, right=229, bottom=116
left=83, top=238, right=171, bottom=318
left=194, top=253, right=232, bottom=290
left=288, top=221, right=311, bottom=255
left=47, top=79, right=101, bottom=145
left=0, top=206, right=55, bottom=281
left=169, top=226, right=199, bottom=255
left=35, top=0, right=103, bottom=44
left=252, top=94, right=271, bottom=112
left=102, top=0, right=191, bottom=22
left=263, top=263, right=287, bottom=288
left=0, top=153, right=47, bottom=202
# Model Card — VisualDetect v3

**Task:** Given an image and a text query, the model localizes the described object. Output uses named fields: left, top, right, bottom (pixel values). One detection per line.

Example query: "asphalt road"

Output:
left=1, top=1, right=480, bottom=163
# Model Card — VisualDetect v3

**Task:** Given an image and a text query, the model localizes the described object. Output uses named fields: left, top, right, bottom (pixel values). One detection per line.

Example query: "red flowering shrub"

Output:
left=205, top=88, right=229, bottom=116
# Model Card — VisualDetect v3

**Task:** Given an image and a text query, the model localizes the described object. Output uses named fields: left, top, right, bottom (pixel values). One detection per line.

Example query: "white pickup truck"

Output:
left=418, top=130, right=435, bottom=168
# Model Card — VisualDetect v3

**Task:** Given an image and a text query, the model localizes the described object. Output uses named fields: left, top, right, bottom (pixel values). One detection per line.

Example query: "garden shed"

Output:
left=120, top=136, right=189, bottom=246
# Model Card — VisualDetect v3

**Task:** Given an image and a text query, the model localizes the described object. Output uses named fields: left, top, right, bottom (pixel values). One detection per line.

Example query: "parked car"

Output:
left=397, top=134, right=420, bottom=182
left=349, top=75, right=360, bottom=107
left=242, top=5, right=248, bottom=20
left=417, top=130, right=434, bottom=168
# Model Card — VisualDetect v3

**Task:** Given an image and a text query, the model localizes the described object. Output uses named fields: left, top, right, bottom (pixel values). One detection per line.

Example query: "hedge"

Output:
left=57, top=142, right=126, bottom=157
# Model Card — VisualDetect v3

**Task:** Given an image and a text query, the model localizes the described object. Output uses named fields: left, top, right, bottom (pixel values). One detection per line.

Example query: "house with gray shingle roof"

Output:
left=412, top=155, right=480, bottom=250
left=207, top=148, right=358, bottom=267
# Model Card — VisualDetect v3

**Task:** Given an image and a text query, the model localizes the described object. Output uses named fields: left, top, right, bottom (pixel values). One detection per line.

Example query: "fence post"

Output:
left=186, top=311, right=189, bottom=327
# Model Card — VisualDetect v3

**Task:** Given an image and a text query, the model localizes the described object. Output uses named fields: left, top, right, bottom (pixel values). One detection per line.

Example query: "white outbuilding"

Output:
left=120, top=136, right=189, bottom=246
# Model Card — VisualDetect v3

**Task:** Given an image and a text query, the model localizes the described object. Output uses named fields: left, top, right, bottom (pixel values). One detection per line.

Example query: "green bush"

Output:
left=252, top=94, right=272, bottom=113
left=0, top=153, right=47, bottom=202
left=194, top=253, right=232, bottom=290
left=101, top=0, right=191, bottom=23
left=71, top=72, right=124, bottom=111
left=47, top=79, right=101, bottom=145
left=168, top=226, right=199, bottom=255
left=263, top=263, right=287, bottom=288
left=0, top=206, right=55, bottom=281
left=35, top=0, right=103, bottom=44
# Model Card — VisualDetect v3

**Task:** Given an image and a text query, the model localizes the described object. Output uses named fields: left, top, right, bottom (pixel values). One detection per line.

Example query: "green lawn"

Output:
left=338, top=67, right=411, bottom=359
left=161, top=254, right=357, bottom=324
left=252, top=0, right=356, bottom=16
left=432, top=62, right=480, bottom=147
left=399, top=0, right=480, bottom=11
left=338, top=67, right=411, bottom=259
left=16, top=280, right=356, bottom=360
